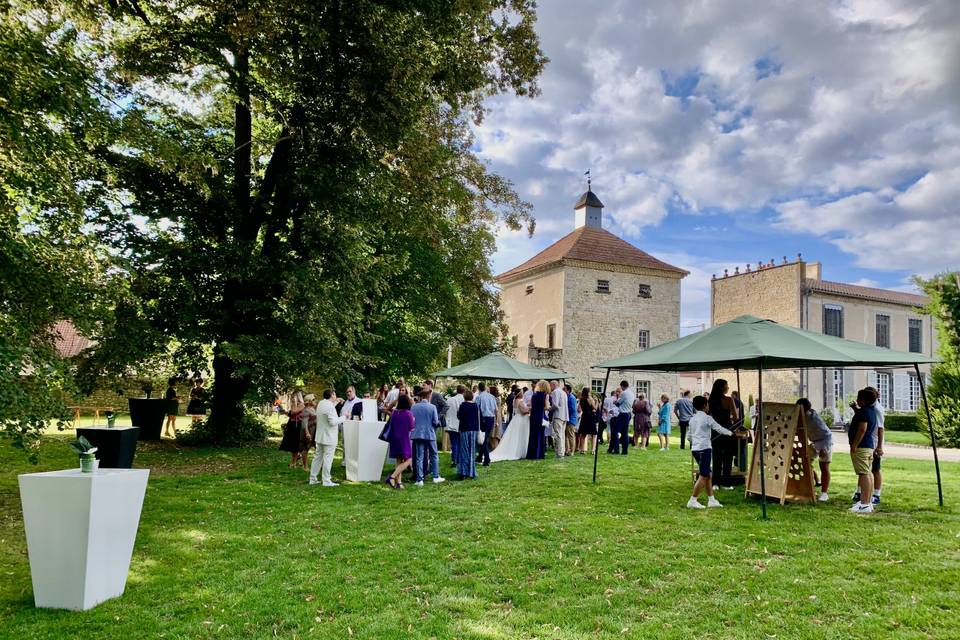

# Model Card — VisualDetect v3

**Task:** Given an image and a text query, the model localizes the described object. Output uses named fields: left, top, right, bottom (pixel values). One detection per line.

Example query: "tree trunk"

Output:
left=209, top=346, right=249, bottom=433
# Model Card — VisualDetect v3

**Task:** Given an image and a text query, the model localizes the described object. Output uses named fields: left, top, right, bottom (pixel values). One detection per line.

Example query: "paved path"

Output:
left=831, top=440, right=960, bottom=463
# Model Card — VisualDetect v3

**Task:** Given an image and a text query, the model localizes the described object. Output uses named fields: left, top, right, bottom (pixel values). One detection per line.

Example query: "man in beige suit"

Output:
left=310, top=389, right=345, bottom=487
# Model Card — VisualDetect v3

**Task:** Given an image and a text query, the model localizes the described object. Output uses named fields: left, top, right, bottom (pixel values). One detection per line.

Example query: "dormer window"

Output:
left=596, top=280, right=610, bottom=294
left=525, top=284, right=534, bottom=296
left=638, top=284, right=651, bottom=298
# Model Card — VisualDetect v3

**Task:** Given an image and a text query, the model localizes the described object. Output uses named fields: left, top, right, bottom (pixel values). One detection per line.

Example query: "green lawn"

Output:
left=1, top=435, right=958, bottom=640
left=883, top=430, right=934, bottom=447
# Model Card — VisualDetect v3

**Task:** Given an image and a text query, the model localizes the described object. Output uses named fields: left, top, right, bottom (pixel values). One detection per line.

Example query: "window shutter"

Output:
left=893, top=373, right=909, bottom=411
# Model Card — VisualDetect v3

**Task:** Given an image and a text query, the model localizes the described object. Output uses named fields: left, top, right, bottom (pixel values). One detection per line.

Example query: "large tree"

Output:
left=0, top=4, right=117, bottom=457
left=71, top=0, right=545, bottom=440
left=918, top=272, right=960, bottom=447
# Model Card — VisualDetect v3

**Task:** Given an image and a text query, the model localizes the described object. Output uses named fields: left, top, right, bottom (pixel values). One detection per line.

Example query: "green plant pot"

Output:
left=80, top=453, right=97, bottom=473
left=106, top=416, right=116, bottom=428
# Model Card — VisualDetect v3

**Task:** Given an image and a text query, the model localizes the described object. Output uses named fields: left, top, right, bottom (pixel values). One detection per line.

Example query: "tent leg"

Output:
left=758, top=364, right=768, bottom=520
left=915, top=363, right=943, bottom=507
left=593, top=369, right=611, bottom=484
left=735, top=366, right=745, bottom=472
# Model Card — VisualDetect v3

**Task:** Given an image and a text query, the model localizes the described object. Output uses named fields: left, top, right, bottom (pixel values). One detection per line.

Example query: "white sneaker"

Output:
left=322, top=481, right=338, bottom=487
left=308, top=479, right=319, bottom=485
left=818, top=493, right=830, bottom=502
left=712, top=486, right=720, bottom=493
left=415, top=480, right=424, bottom=487
left=686, top=497, right=706, bottom=509
left=707, top=497, right=723, bottom=508
left=724, top=486, right=735, bottom=491
left=849, top=502, right=874, bottom=514
left=659, top=447, right=666, bottom=452
left=433, top=477, right=446, bottom=484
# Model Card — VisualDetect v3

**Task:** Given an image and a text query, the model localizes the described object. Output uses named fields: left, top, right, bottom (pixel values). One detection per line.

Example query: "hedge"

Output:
left=884, top=412, right=921, bottom=432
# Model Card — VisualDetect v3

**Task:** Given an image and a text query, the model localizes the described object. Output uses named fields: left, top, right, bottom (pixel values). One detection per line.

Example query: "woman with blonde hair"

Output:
left=526, top=380, right=551, bottom=459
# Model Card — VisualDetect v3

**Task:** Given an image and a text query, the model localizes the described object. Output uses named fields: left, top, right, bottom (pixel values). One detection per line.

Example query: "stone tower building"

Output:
left=496, top=187, right=688, bottom=400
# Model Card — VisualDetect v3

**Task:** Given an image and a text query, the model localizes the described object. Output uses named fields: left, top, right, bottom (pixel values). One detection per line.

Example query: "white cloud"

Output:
left=476, top=0, right=960, bottom=285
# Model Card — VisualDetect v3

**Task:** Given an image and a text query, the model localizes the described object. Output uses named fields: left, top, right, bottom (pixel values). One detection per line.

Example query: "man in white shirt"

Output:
left=613, top=381, right=635, bottom=455
left=549, top=380, right=568, bottom=458
left=310, top=389, right=346, bottom=487
left=339, top=385, right=361, bottom=419
left=445, top=385, right=465, bottom=468
left=385, top=379, right=405, bottom=412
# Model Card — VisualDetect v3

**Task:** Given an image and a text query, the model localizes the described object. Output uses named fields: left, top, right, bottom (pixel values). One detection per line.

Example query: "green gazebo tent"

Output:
left=433, top=351, right=568, bottom=381
left=592, top=315, right=941, bottom=517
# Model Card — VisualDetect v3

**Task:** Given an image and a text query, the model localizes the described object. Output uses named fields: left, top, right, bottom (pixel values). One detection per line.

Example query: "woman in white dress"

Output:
left=489, top=393, right=531, bottom=462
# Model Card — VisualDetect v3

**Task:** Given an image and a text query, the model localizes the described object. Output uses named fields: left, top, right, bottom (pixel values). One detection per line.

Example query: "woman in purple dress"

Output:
left=526, top=380, right=550, bottom=460
left=385, top=394, right=415, bottom=489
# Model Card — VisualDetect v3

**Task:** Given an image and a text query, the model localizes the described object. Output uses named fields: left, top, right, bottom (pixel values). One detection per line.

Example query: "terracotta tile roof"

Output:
left=496, top=226, right=688, bottom=282
left=804, top=279, right=928, bottom=307
left=51, top=320, right=95, bottom=358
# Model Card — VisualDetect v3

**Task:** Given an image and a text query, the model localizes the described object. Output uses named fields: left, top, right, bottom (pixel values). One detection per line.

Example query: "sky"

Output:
left=476, top=0, right=960, bottom=333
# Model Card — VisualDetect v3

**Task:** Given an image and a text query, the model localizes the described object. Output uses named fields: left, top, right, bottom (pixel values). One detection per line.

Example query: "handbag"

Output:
left=378, top=416, right=393, bottom=442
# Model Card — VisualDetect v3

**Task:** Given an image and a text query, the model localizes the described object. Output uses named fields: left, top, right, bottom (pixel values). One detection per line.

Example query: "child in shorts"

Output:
left=686, top=395, right=733, bottom=509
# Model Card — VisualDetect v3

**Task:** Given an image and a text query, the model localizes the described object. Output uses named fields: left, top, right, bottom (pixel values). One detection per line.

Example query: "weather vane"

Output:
left=585, top=169, right=591, bottom=191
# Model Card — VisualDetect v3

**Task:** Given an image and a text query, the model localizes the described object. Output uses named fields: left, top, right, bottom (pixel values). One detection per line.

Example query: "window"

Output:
left=908, top=375, right=921, bottom=412
left=875, top=372, right=890, bottom=408
left=638, top=329, right=650, bottom=350
left=638, top=284, right=652, bottom=298
left=823, top=304, right=843, bottom=337
left=833, top=369, right=843, bottom=408
left=875, top=314, right=890, bottom=348
left=596, top=279, right=610, bottom=294
left=525, top=284, right=534, bottom=296
left=546, top=323, right=556, bottom=349
left=909, top=318, right=923, bottom=353
left=635, top=380, right=651, bottom=398
left=590, top=379, right=605, bottom=394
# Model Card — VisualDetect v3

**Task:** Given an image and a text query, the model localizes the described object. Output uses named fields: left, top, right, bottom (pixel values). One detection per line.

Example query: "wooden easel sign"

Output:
left=745, top=403, right=816, bottom=505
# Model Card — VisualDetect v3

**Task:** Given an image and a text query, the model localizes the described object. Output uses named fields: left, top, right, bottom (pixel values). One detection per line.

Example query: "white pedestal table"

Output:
left=342, top=420, right=388, bottom=481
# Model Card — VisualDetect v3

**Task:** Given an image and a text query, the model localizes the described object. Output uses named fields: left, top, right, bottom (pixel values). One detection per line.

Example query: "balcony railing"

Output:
left=528, top=345, right=563, bottom=370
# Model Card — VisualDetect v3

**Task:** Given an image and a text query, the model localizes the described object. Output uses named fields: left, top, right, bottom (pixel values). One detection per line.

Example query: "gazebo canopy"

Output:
left=433, top=352, right=568, bottom=381
left=594, top=315, right=937, bottom=372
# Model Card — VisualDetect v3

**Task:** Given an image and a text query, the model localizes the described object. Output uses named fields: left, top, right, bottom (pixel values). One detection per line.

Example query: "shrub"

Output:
left=177, top=411, right=269, bottom=447
left=819, top=407, right=834, bottom=428
left=883, top=413, right=920, bottom=432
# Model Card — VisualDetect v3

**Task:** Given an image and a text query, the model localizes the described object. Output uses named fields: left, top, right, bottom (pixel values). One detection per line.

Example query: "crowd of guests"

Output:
left=278, top=376, right=889, bottom=515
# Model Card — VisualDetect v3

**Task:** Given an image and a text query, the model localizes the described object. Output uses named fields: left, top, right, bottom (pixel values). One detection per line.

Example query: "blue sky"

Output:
left=475, top=0, right=960, bottom=329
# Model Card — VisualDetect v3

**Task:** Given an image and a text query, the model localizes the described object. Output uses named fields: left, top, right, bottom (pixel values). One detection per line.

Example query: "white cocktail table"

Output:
left=342, top=420, right=388, bottom=481
left=18, top=468, right=150, bottom=610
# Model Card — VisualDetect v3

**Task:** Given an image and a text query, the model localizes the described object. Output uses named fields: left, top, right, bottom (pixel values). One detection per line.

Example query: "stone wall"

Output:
left=500, top=267, right=566, bottom=363
left=561, top=262, right=681, bottom=410
left=710, top=261, right=805, bottom=408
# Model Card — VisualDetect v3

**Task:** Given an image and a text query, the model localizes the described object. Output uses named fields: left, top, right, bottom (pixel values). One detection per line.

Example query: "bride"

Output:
left=490, top=393, right=530, bottom=462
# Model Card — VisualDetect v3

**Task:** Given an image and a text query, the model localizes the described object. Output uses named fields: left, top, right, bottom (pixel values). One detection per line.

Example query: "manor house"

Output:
left=496, top=187, right=687, bottom=400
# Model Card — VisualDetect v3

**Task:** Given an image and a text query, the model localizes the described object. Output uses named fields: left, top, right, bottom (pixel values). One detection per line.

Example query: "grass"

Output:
left=1, top=433, right=958, bottom=640
left=883, top=430, right=934, bottom=447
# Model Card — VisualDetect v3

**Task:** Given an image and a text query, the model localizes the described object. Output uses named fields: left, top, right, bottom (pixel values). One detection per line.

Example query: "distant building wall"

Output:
left=500, top=267, right=566, bottom=363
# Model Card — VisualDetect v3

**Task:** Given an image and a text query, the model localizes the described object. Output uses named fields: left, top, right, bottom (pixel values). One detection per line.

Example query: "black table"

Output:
left=76, top=426, right=140, bottom=469
left=128, top=398, right=166, bottom=440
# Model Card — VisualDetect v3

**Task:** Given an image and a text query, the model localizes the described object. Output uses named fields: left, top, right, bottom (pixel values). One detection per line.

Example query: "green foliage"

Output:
left=917, top=272, right=960, bottom=447
left=176, top=411, right=269, bottom=447
left=0, top=4, right=118, bottom=459
left=67, top=435, right=96, bottom=455
left=52, top=0, right=548, bottom=438
left=882, top=412, right=919, bottom=432
left=819, top=407, right=834, bottom=428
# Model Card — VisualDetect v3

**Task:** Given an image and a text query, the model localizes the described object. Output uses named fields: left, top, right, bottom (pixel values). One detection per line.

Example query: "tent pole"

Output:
left=915, top=363, right=943, bottom=507
left=758, top=364, right=768, bottom=519
left=593, top=368, right=611, bottom=484
left=735, top=366, right=744, bottom=472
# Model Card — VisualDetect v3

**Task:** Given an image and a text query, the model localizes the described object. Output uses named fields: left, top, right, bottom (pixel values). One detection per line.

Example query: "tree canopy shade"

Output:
left=433, top=352, right=567, bottom=381
left=594, top=315, right=937, bottom=372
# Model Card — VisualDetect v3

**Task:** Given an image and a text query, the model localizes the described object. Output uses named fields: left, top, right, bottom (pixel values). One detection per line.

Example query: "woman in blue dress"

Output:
left=526, top=380, right=551, bottom=460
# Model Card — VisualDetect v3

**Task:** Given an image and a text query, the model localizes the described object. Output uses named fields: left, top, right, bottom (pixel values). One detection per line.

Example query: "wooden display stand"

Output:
left=745, top=403, right=816, bottom=504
